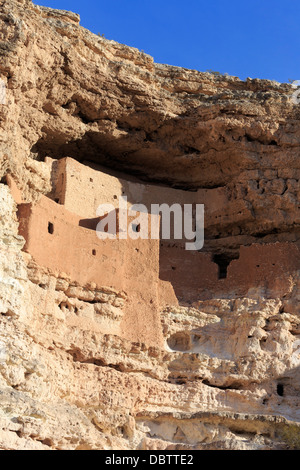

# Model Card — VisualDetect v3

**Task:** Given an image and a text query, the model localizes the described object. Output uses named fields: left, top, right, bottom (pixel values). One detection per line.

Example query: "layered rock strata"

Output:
left=0, top=0, right=300, bottom=450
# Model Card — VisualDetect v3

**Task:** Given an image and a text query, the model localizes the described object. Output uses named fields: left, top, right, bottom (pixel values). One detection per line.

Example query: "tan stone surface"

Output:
left=1, top=179, right=300, bottom=450
left=0, top=0, right=300, bottom=451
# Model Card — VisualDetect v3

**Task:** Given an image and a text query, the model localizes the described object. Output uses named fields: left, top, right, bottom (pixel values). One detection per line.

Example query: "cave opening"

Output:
left=277, top=383, right=284, bottom=397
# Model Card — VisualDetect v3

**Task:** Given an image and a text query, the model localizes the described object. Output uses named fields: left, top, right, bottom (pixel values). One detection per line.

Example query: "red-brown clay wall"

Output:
left=16, top=185, right=300, bottom=332
left=226, top=243, right=300, bottom=296
left=159, top=244, right=219, bottom=302
left=17, top=196, right=163, bottom=348
left=159, top=242, right=300, bottom=302
left=46, top=157, right=235, bottom=246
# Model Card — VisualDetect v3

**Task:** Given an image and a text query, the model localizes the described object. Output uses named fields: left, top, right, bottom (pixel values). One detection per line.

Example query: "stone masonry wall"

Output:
left=17, top=195, right=163, bottom=348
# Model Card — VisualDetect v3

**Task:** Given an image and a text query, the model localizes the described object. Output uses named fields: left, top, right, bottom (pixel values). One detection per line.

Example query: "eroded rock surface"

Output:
left=0, top=0, right=300, bottom=450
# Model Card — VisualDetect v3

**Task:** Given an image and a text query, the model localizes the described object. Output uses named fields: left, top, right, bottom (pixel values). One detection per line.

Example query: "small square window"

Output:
left=48, top=222, right=54, bottom=234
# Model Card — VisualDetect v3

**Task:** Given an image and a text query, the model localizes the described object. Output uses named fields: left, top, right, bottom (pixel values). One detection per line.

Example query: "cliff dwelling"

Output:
left=2, top=0, right=300, bottom=451
left=12, top=156, right=300, bottom=347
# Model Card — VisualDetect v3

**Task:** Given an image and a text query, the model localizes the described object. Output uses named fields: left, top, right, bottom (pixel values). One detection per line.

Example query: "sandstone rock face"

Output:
left=0, top=0, right=300, bottom=450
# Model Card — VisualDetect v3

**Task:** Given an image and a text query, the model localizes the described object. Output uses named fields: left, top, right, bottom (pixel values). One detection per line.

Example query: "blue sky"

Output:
left=36, top=0, right=300, bottom=83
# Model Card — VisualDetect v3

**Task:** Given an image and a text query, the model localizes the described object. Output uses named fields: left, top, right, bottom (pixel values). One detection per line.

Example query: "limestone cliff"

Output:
left=0, top=0, right=300, bottom=450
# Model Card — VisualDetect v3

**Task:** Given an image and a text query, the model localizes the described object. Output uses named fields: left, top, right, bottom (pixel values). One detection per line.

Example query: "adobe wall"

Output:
left=45, top=157, right=232, bottom=245
left=17, top=195, right=163, bottom=348
left=159, top=245, right=219, bottom=303
left=13, top=160, right=300, bottom=309
left=17, top=190, right=300, bottom=310
left=159, top=242, right=300, bottom=302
